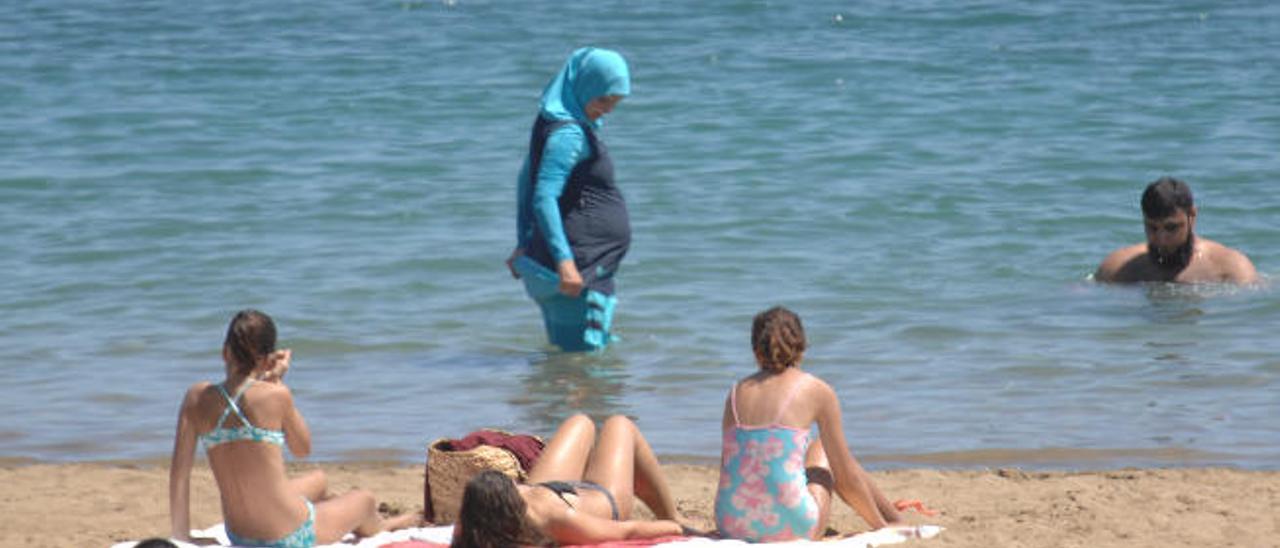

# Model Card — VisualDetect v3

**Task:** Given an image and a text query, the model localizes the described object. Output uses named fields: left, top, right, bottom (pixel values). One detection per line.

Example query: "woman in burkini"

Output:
left=715, top=306, right=904, bottom=541
left=505, top=47, right=632, bottom=352
left=450, top=414, right=688, bottom=547
left=169, top=310, right=417, bottom=546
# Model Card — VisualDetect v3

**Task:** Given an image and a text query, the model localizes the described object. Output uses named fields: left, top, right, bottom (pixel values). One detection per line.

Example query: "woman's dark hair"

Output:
left=751, top=306, right=807, bottom=372
left=451, top=470, right=551, bottom=548
left=223, top=309, right=276, bottom=375
left=1141, top=176, right=1194, bottom=219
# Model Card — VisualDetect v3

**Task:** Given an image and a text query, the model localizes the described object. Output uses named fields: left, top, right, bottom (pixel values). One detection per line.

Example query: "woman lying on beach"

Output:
left=169, top=309, right=417, bottom=547
left=450, top=414, right=690, bottom=547
left=715, top=306, right=905, bottom=542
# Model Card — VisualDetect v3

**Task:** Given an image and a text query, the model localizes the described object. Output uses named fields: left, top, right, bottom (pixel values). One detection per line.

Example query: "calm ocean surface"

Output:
left=2, top=1, right=1277, bottom=469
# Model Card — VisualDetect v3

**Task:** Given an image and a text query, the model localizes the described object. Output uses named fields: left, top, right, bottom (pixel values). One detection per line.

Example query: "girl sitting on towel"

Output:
left=451, top=414, right=691, bottom=547
left=169, top=309, right=417, bottom=547
left=714, top=306, right=905, bottom=542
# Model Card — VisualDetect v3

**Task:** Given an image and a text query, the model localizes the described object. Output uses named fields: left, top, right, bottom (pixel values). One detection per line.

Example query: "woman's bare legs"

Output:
left=583, top=415, right=679, bottom=520
left=805, top=439, right=835, bottom=540
left=527, top=413, right=595, bottom=484
left=313, top=489, right=420, bottom=544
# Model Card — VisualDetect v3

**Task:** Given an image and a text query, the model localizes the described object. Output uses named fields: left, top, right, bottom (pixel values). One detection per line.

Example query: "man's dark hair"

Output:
left=1141, top=176, right=1194, bottom=219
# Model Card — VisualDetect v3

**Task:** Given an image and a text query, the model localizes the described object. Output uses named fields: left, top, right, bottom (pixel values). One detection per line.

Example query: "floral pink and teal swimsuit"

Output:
left=714, top=373, right=820, bottom=542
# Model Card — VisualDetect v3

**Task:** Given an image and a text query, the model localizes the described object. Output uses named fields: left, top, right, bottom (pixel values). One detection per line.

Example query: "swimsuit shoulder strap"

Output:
left=729, top=382, right=742, bottom=426
left=214, top=380, right=255, bottom=429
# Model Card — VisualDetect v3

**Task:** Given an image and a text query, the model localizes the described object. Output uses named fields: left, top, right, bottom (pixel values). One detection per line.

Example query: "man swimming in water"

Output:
left=1094, top=177, right=1258, bottom=284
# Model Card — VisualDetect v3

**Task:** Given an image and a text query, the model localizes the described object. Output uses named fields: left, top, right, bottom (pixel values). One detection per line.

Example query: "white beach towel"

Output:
left=111, top=524, right=941, bottom=548
left=109, top=523, right=455, bottom=548
left=657, top=525, right=943, bottom=547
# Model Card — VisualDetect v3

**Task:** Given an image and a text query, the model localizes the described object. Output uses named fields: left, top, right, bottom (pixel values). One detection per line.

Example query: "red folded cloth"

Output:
left=447, top=430, right=545, bottom=472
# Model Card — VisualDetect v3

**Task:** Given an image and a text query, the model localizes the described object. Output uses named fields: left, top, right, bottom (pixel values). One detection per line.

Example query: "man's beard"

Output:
left=1149, top=233, right=1195, bottom=273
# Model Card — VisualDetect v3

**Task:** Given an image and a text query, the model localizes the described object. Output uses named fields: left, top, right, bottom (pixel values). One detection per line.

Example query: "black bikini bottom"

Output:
left=536, top=480, right=620, bottom=520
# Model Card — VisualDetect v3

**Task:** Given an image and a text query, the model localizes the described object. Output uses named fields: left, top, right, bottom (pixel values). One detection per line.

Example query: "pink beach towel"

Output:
left=379, top=538, right=687, bottom=548
left=379, top=542, right=446, bottom=548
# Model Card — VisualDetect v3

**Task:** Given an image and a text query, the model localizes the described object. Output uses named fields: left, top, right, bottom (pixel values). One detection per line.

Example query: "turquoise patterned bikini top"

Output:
left=198, top=379, right=285, bottom=450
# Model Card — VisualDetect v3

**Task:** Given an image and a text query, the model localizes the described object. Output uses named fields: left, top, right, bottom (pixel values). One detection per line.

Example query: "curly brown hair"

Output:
left=751, top=306, right=806, bottom=372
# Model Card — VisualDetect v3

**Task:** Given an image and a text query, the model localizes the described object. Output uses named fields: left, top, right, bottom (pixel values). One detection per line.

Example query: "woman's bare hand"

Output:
left=258, top=349, right=292, bottom=383
left=506, top=247, right=525, bottom=279
left=557, top=259, right=584, bottom=297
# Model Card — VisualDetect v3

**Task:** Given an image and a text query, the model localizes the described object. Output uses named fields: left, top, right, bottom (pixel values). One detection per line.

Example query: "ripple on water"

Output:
left=2, top=0, right=1279, bottom=468
left=88, top=392, right=147, bottom=405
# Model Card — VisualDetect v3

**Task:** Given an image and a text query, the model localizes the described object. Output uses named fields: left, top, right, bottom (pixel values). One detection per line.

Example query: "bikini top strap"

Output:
left=214, top=380, right=255, bottom=429
left=537, top=481, right=578, bottom=509
left=773, top=372, right=811, bottom=424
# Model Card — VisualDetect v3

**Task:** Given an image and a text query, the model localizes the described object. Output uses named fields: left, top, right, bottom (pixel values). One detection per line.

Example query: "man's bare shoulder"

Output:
left=1198, top=238, right=1259, bottom=283
left=1095, top=243, right=1149, bottom=282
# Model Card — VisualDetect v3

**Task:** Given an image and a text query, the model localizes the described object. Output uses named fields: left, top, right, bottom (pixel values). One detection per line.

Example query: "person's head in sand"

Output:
left=451, top=470, right=550, bottom=548
left=752, top=305, right=807, bottom=372
left=1095, top=177, right=1259, bottom=284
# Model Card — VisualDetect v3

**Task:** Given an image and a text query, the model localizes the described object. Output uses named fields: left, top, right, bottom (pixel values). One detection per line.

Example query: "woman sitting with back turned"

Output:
left=715, top=306, right=908, bottom=541
left=169, top=309, right=417, bottom=547
left=450, top=414, right=691, bottom=547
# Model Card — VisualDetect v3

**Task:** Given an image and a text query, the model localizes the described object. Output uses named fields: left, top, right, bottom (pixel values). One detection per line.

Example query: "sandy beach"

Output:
left=2, top=459, right=1276, bottom=548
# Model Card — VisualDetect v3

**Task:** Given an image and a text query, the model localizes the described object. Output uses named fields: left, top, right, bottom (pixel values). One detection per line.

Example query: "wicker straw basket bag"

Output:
left=425, top=435, right=528, bottom=524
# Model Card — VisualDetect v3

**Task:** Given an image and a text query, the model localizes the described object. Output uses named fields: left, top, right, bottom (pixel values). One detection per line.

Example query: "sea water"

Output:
left=1, top=0, right=1277, bottom=469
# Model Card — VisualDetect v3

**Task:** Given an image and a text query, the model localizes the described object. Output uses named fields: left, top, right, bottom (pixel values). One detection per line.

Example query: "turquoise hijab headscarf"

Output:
left=539, top=47, right=631, bottom=128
